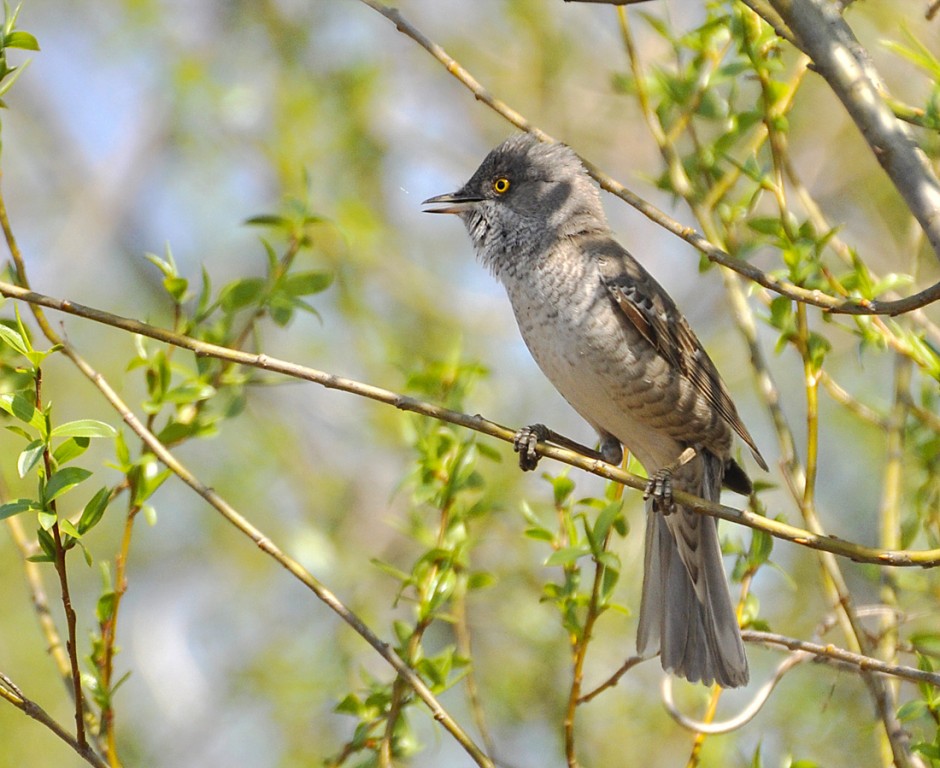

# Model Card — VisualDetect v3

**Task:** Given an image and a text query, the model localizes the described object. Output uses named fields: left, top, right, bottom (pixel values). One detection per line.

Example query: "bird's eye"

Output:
left=492, top=177, right=510, bottom=194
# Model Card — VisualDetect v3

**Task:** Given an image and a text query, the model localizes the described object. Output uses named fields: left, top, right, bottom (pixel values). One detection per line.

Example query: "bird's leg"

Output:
left=643, top=446, right=698, bottom=515
left=512, top=424, right=622, bottom=472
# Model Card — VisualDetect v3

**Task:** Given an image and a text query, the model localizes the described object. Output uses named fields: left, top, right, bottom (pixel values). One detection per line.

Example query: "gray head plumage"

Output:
left=423, top=134, right=609, bottom=279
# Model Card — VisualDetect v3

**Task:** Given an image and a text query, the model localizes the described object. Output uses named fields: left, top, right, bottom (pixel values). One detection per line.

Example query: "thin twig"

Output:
left=742, top=630, right=940, bottom=687
left=36, top=367, right=87, bottom=750
left=0, top=673, right=108, bottom=768
left=4, top=514, right=102, bottom=740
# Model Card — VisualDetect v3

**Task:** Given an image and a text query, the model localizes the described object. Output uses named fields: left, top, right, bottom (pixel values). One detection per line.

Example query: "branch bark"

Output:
left=767, top=0, right=940, bottom=264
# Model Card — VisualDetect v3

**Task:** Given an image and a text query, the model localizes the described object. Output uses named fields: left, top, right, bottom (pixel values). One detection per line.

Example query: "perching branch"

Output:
left=1, top=280, right=938, bottom=568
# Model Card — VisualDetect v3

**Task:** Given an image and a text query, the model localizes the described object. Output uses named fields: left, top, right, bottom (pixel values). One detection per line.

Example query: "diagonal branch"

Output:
left=48, top=338, right=497, bottom=768
left=0, top=673, right=108, bottom=768
left=766, top=0, right=940, bottom=263
left=357, top=0, right=940, bottom=316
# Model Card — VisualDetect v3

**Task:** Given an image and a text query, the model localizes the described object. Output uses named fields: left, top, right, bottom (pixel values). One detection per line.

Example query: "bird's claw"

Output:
left=644, top=469, right=676, bottom=514
left=513, top=423, right=551, bottom=472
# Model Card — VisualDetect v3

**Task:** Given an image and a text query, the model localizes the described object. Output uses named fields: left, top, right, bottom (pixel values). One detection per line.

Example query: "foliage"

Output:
left=0, top=2, right=938, bottom=768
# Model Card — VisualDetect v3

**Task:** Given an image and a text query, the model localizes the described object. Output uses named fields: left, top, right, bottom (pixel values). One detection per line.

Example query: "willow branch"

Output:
left=742, top=630, right=940, bottom=687
left=766, top=0, right=940, bottom=264
left=0, top=673, right=108, bottom=768
left=1, top=280, right=938, bottom=568
left=49, top=340, right=495, bottom=768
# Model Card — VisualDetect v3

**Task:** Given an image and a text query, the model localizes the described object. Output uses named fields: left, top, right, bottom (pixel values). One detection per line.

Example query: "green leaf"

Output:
left=544, top=546, right=590, bottom=568
left=897, top=699, right=928, bottom=721
left=748, top=527, right=773, bottom=567
left=466, top=571, right=496, bottom=590
left=267, top=294, right=295, bottom=327
left=163, top=275, right=189, bottom=302
left=144, top=250, right=175, bottom=278
left=910, top=633, right=940, bottom=656
left=0, top=392, right=45, bottom=433
left=334, top=693, right=363, bottom=716
left=0, top=57, right=30, bottom=99
left=44, top=466, right=92, bottom=502
left=244, top=213, right=290, bottom=228
left=51, top=419, right=117, bottom=439
left=78, top=487, right=110, bottom=534
left=806, top=331, right=831, bottom=373
left=870, top=272, right=913, bottom=297
left=592, top=501, right=624, bottom=546
left=0, top=321, right=29, bottom=355
left=37, top=509, right=56, bottom=530
left=58, top=518, right=81, bottom=539
left=0, top=497, right=36, bottom=520
left=595, top=551, right=621, bottom=572
left=30, top=527, right=56, bottom=562
left=52, top=436, right=90, bottom=466
left=163, top=381, right=216, bottom=404
left=220, top=277, right=265, bottom=311
left=883, top=29, right=940, bottom=80
left=282, top=270, right=333, bottom=296
left=550, top=473, right=575, bottom=506
left=524, top=526, right=555, bottom=542
left=747, top=217, right=783, bottom=237
left=16, top=439, right=43, bottom=477
left=5, top=424, right=32, bottom=440
left=96, top=591, right=116, bottom=623
left=4, top=29, right=38, bottom=50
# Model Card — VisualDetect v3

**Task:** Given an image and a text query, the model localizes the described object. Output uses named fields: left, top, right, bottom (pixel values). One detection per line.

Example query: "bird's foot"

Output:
left=513, top=423, right=552, bottom=472
left=644, top=447, right=698, bottom=514
left=644, top=469, right=676, bottom=514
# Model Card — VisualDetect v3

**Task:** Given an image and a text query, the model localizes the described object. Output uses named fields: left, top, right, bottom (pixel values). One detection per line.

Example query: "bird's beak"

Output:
left=421, top=191, right=482, bottom=214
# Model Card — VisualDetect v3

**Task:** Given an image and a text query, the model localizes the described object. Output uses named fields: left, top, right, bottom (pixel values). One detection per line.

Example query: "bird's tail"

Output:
left=636, top=450, right=749, bottom=688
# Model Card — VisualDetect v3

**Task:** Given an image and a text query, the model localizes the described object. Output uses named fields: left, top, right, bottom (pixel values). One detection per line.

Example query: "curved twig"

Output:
left=661, top=651, right=809, bottom=734
left=662, top=628, right=940, bottom=735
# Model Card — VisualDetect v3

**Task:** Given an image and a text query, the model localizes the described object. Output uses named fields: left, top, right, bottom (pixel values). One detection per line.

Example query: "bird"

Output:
left=422, top=133, right=767, bottom=688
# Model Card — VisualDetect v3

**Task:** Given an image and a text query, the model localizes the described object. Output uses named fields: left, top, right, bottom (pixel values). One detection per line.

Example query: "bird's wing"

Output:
left=594, top=239, right=768, bottom=471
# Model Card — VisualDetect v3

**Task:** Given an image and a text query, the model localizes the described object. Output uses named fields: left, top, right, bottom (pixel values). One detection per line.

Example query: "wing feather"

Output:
left=594, top=240, right=768, bottom=471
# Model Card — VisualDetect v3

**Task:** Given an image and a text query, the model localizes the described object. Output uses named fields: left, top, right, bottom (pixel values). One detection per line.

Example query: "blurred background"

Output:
left=0, top=1, right=937, bottom=766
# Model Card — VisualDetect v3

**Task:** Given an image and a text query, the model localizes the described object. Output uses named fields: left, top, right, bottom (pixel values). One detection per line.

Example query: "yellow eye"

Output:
left=492, top=177, right=510, bottom=194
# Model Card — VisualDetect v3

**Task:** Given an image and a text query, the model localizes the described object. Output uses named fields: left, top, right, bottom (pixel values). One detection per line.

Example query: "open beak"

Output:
left=421, top=191, right=482, bottom=214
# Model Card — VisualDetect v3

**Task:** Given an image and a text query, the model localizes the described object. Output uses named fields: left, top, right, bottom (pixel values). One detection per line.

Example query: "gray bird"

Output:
left=423, top=133, right=767, bottom=688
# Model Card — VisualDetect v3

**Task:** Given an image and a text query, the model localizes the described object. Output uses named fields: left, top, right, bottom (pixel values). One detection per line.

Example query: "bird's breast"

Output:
left=499, top=251, right=729, bottom=469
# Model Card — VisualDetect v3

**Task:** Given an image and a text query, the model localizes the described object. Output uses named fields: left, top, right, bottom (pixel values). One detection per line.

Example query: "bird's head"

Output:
left=423, top=134, right=607, bottom=276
